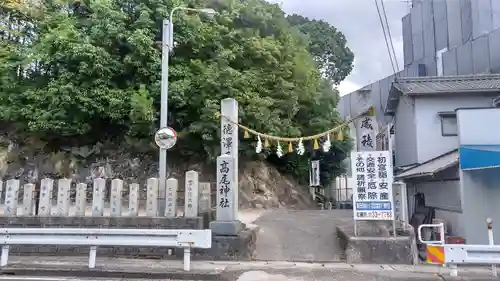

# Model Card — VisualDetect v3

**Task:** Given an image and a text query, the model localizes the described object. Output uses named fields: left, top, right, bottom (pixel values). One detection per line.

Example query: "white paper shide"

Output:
left=351, top=150, right=394, bottom=220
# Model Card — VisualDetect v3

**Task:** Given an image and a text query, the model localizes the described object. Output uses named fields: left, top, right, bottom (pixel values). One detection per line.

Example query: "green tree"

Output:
left=287, top=14, right=354, bottom=84
left=0, top=0, right=351, bottom=182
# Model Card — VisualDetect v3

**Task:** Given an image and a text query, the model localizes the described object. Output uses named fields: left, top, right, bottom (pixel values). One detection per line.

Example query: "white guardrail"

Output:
left=418, top=219, right=499, bottom=277
left=0, top=228, right=212, bottom=271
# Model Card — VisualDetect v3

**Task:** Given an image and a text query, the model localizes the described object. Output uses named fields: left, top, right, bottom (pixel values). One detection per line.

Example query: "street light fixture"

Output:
left=158, top=6, right=217, bottom=215
left=168, top=7, right=217, bottom=51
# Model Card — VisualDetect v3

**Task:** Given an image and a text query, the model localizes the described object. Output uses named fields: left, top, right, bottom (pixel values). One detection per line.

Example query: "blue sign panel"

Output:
left=460, top=145, right=500, bottom=170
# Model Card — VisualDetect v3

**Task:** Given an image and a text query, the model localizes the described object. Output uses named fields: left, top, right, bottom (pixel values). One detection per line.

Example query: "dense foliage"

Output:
left=287, top=14, right=354, bottom=84
left=0, top=0, right=353, bottom=184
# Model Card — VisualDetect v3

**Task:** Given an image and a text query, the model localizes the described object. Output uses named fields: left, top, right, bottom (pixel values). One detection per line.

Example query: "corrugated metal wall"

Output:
left=456, top=41, right=473, bottom=75
left=337, top=0, right=500, bottom=124
left=433, top=0, right=448, bottom=51
left=489, top=29, right=500, bottom=73
left=402, top=14, right=413, bottom=67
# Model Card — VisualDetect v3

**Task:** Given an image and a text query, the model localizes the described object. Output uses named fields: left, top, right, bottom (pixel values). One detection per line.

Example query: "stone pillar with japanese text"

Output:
left=184, top=170, right=199, bottom=218
left=210, top=98, right=245, bottom=236
left=220, top=98, right=239, bottom=218
left=210, top=154, right=244, bottom=235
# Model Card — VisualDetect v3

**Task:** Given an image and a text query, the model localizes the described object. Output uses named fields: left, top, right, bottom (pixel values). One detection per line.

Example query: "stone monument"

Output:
left=210, top=98, right=245, bottom=235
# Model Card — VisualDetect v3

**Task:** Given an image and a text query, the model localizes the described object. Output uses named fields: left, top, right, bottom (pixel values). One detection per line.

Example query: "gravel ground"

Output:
left=252, top=209, right=353, bottom=262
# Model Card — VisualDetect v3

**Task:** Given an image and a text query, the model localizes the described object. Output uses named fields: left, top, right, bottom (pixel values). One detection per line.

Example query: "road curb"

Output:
left=0, top=265, right=225, bottom=280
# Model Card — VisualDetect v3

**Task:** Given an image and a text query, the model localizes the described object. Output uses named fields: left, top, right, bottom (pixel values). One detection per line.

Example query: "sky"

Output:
left=269, top=0, right=409, bottom=96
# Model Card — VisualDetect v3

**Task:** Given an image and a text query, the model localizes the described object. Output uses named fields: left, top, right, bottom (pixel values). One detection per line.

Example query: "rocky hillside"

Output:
left=0, top=138, right=314, bottom=209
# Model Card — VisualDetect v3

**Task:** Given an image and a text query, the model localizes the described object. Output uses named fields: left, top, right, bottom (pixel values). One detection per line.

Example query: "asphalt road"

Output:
left=0, top=277, right=192, bottom=281
left=1, top=271, right=498, bottom=281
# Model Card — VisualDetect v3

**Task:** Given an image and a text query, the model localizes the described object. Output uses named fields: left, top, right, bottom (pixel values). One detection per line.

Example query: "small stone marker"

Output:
left=75, top=183, right=87, bottom=216
left=22, top=183, right=35, bottom=216
left=184, top=171, right=199, bottom=218
left=57, top=179, right=71, bottom=216
left=165, top=178, right=178, bottom=217
left=92, top=178, right=105, bottom=216
left=110, top=179, right=123, bottom=217
left=198, top=182, right=211, bottom=213
left=4, top=179, right=19, bottom=216
left=22, top=183, right=35, bottom=217
left=128, top=183, right=139, bottom=217
left=38, top=178, right=53, bottom=216
left=215, top=155, right=235, bottom=221
left=146, top=178, right=158, bottom=216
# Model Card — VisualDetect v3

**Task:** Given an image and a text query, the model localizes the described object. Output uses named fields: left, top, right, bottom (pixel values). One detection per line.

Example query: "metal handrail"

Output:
left=417, top=223, right=445, bottom=244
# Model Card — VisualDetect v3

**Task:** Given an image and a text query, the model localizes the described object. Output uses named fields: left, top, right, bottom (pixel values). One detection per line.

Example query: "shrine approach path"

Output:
left=250, top=209, right=353, bottom=262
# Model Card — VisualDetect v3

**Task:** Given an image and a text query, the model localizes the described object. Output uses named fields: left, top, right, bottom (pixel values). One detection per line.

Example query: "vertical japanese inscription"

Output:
left=4, top=179, right=19, bottom=216
left=357, top=116, right=376, bottom=151
left=38, top=178, right=53, bottom=216
left=220, top=98, right=239, bottom=219
left=22, top=183, right=35, bottom=216
left=219, top=160, right=230, bottom=209
left=221, top=124, right=233, bottom=155
left=110, top=179, right=123, bottom=217
left=184, top=171, right=199, bottom=218
left=146, top=178, right=158, bottom=217
left=57, top=179, right=71, bottom=216
left=75, top=183, right=87, bottom=216
left=216, top=155, right=235, bottom=221
left=92, top=178, right=105, bottom=216
left=128, top=183, right=139, bottom=217
left=165, top=178, right=178, bottom=217
left=351, top=151, right=394, bottom=220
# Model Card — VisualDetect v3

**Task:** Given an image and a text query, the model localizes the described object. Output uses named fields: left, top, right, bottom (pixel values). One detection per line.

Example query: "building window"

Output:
left=439, top=112, right=458, bottom=136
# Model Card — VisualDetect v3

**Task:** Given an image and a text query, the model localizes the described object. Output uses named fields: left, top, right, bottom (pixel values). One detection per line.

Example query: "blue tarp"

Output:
left=460, top=145, right=500, bottom=170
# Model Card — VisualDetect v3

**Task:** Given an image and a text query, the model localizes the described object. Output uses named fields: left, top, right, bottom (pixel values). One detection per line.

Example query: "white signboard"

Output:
left=309, top=160, right=320, bottom=187
left=351, top=150, right=394, bottom=220
left=155, top=127, right=177, bottom=150
left=356, top=116, right=376, bottom=151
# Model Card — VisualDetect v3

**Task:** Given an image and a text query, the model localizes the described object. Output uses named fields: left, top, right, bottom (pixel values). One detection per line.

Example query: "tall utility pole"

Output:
left=158, top=18, right=170, bottom=215
left=158, top=7, right=217, bottom=215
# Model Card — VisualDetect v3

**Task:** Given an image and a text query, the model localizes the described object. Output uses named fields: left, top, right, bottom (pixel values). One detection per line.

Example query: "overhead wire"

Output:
left=374, top=0, right=396, bottom=74
left=373, top=0, right=405, bottom=143
left=380, top=0, right=400, bottom=74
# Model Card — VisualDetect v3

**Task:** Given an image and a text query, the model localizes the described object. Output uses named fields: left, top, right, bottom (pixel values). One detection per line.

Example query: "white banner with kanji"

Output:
left=351, top=150, right=394, bottom=220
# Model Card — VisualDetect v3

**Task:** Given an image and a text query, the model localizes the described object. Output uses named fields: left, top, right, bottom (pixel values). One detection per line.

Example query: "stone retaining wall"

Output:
left=336, top=222, right=418, bottom=265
